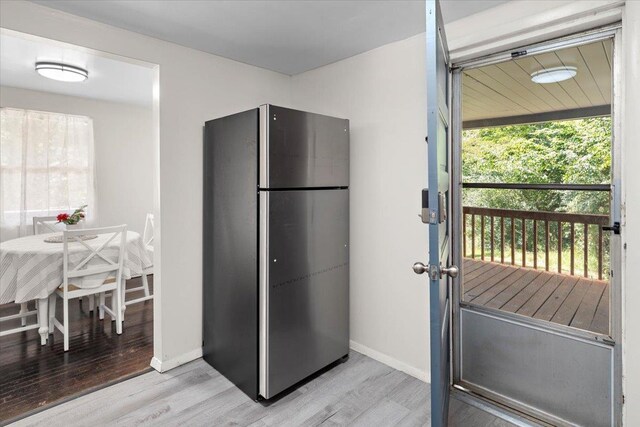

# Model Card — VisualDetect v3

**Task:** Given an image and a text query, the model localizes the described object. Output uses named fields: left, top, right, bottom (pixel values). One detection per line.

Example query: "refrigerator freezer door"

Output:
left=259, top=189, right=349, bottom=399
left=261, top=105, right=349, bottom=189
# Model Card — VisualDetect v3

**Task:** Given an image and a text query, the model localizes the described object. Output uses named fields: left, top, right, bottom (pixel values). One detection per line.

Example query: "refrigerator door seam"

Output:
left=259, top=104, right=269, bottom=189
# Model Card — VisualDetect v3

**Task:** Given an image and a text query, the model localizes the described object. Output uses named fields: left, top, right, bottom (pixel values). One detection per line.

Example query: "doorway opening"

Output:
left=0, top=30, right=160, bottom=423
left=452, top=29, right=621, bottom=427
left=461, top=37, right=613, bottom=335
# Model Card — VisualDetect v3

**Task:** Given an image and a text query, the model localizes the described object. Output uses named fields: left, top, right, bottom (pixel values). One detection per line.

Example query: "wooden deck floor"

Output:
left=463, top=259, right=609, bottom=335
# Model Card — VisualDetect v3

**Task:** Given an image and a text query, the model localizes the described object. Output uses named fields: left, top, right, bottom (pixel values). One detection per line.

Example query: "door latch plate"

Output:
left=429, top=264, right=439, bottom=280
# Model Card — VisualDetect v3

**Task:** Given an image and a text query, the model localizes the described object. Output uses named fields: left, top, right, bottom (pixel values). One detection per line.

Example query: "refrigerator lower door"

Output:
left=259, top=189, right=349, bottom=399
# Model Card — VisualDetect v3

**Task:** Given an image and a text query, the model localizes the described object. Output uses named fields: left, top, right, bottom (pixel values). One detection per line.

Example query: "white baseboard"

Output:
left=147, top=342, right=427, bottom=383
left=350, top=340, right=429, bottom=383
left=149, top=347, right=203, bottom=373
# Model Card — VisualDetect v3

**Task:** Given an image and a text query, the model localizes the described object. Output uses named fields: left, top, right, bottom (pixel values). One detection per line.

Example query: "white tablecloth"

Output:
left=0, top=231, right=152, bottom=304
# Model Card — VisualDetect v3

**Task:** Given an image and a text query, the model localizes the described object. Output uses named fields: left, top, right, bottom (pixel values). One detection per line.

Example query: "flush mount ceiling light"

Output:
left=35, top=62, right=88, bottom=82
left=530, top=66, right=577, bottom=84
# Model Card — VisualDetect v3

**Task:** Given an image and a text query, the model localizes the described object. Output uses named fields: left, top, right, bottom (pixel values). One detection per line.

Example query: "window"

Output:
left=0, top=108, right=95, bottom=241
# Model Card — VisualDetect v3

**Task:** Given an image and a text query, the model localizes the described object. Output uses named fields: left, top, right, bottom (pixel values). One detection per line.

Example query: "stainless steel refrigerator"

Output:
left=203, top=105, right=349, bottom=400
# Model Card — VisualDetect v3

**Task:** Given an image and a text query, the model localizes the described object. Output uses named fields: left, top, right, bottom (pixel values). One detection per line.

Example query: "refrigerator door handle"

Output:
left=259, top=191, right=269, bottom=398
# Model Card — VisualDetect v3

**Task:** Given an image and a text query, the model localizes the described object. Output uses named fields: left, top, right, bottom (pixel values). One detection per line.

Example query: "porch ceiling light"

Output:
left=531, top=66, right=577, bottom=84
left=35, top=62, right=88, bottom=82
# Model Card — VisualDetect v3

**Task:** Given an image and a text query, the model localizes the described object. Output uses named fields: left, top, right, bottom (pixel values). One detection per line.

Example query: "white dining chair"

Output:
left=48, top=225, right=127, bottom=351
left=125, top=213, right=154, bottom=306
left=12, top=216, right=68, bottom=326
left=32, top=215, right=66, bottom=235
left=0, top=303, right=40, bottom=338
left=33, top=215, right=98, bottom=313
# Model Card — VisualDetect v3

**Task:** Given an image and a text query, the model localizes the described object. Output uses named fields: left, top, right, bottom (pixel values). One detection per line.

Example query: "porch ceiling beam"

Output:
left=463, top=104, right=611, bottom=129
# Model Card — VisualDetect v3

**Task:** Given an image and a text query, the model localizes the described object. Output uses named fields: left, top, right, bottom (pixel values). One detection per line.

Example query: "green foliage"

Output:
left=462, top=117, right=611, bottom=214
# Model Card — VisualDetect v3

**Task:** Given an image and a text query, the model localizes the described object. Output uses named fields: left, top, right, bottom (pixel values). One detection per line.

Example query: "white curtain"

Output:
left=0, top=108, right=96, bottom=241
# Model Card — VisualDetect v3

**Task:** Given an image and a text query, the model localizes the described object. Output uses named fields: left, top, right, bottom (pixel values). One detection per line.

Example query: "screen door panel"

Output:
left=461, top=308, right=612, bottom=426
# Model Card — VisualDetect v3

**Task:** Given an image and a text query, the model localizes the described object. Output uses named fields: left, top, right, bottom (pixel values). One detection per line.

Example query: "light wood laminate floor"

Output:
left=9, top=351, right=515, bottom=427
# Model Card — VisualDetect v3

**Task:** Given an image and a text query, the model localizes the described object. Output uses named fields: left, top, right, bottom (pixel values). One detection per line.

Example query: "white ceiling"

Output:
left=0, top=33, right=154, bottom=106
left=30, top=0, right=508, bottom=75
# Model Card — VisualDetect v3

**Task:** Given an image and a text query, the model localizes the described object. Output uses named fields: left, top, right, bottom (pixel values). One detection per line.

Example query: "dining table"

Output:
left=0, top=230, right=153, bottom=345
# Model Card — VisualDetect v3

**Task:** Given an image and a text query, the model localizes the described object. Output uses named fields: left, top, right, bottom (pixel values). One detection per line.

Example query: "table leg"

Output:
left=37, top=297, right=49, bottom=345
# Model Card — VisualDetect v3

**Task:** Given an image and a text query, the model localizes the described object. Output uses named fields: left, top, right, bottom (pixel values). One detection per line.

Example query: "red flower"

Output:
left=57, top=213, right=69, bottom=223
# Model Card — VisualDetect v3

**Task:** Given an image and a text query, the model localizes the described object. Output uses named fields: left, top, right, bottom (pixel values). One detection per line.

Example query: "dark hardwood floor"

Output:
left=0, top=276, right=154, bottom=424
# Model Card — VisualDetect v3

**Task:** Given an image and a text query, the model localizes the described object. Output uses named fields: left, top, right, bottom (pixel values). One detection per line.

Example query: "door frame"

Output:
left=449, top=24, right=623, bottom=426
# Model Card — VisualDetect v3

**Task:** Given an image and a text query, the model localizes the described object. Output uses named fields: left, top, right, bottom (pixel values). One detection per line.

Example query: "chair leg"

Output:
left=88, top=295, right=95, bottom=312
left=114, top=281, right=123, bottom=334
left=121, top=279, right=127, bottom=314
left=48, top=294, right=56, bottom=333
left=63, top=296, right=69, bottom=351
left=19, top=302, right=28, bottom=326
left=141, top=273, right=150, bottom=297
left=99, top=292, right=105, bottom=320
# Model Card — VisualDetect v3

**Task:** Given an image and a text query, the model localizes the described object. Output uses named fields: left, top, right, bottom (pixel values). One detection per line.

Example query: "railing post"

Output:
left=598, top=226, right=603, bottom=280
left=500, top=216, right=505, bottom=264
left=570, top=222, right=575, bottom=276
left=490, top=216, right=495, bottom=262
left=463, top=212, right=467, bottom=258
left=558, top=221, right=562, bottom=274
left=545, top=220, right=549, bottom=272
left=584, top=223, right=589, bottom=278
left=511, top=218, right=515, bottom=266
left=471, top=214, right=476, bottom=259
left=521, top=218, right=526, bottom=267
left=533, top=220, right=538, bottom=270
left=481, top=215, right=485, bottom=260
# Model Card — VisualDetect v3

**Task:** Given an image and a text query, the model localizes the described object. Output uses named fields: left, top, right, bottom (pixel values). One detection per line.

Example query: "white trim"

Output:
left=448, top=0, right=623, bottom=62
left=349, top=340, right=429, bottom=383
left=149, top=347, right=203, bottom=373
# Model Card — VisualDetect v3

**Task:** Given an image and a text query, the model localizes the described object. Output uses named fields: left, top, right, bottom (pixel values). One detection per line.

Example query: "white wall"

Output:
left=291, top=34, right=430, bottom=380
left=0, top=86, right=153, bottom=235
left=0, top=0, right=292, bottom=369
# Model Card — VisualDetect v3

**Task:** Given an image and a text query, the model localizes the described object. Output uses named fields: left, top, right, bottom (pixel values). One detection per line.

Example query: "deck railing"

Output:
left=463, top=206, right=610, bottom=280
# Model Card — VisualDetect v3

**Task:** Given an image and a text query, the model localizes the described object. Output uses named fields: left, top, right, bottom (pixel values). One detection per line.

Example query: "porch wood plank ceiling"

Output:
left=463, top=40, right=612, bottom=128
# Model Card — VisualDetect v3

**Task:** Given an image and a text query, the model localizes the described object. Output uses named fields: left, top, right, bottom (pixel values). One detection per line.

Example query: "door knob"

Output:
left=440, top=265, right=459, bottom=279
left=412, top=262, right=429, bottom=274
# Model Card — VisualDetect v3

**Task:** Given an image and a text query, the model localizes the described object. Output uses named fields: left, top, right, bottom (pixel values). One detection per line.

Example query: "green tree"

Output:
left=462, top=117, right=611, bottom=215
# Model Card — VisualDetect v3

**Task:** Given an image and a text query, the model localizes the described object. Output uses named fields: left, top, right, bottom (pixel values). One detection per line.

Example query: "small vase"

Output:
left=66, top=223, right=81, bottom=231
